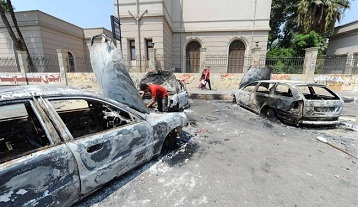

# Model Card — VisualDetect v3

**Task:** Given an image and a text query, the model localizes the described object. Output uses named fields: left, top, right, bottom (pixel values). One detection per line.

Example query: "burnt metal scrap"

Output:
left=0, top=34, right=188, bottom=206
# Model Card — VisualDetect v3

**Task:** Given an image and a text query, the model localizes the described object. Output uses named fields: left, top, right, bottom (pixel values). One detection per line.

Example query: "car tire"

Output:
left=161, top=129, right=180, bottom=153
left=265, top=107, right=277, bottom=121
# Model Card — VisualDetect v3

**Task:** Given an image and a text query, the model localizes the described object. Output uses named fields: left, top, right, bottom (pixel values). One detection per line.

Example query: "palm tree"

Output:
left=296, top=0, right=350, bottom=36
left=0, top=0, right=34, bottom=71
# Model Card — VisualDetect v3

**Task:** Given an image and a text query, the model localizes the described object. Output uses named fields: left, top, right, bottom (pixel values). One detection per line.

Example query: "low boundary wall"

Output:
left=1, top=72, right=358, bottom=91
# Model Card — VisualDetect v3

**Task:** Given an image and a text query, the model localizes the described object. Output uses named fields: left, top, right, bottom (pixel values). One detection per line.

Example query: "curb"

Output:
left=189, top=93, right=232, bottom=100
left=190, top=93, right=357, bottom=103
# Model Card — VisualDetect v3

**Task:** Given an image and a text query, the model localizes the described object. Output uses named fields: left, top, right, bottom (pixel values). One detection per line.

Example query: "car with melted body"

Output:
left=232, top=80, right=344, bottom=126
left=139, top=70, right=189, bottom=111
left=0, top=36, right=188, bottom=206
left=232, top=66, right=344, bottom=126
left=0, top=85, right=187, bottom=207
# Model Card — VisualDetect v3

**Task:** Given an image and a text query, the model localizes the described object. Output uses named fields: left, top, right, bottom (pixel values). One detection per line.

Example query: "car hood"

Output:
left=90, top=39, right=149, bottom=114
left=139, top=70, right=178, bottom=93
left=239, top=65, right=271, bottom=88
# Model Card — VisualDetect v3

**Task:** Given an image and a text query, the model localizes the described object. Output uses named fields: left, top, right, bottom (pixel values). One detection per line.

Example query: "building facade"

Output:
left=117, top=0, right=272, bottom=73
left=0, top=10, right=112, bottom=72
left=322, top=20, right=358, bottom=74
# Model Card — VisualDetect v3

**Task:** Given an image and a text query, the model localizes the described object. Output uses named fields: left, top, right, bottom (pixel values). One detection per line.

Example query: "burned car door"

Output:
left=46, top=97, right=153, bottom=195
left=267, top=83, right=303, bottom=123
left=250, top=82, right=275, bottom=113
left=235, top=82, right=259, bottom=110
left=0, top=100, right=81, bottom=207
left=177, top=80, right=189, bottom=109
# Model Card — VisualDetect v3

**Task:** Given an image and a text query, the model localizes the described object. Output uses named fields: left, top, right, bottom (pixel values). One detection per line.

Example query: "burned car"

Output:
left=0, top=36, right=188, bottom=206
left=232, top=67, right=344, bottom=126
left=139, top=70, right=189, bottom=111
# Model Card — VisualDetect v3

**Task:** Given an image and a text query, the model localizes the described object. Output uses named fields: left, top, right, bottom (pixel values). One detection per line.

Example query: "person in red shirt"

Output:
left=140, top=83, right=168, bottom=112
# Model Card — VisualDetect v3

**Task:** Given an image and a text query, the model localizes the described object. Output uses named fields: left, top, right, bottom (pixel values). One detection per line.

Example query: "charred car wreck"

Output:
left=139, top=70, right=189, bottom=112
left=0, top=35, right=188, bottom=206
left=232, top=66, right=344, bottom=126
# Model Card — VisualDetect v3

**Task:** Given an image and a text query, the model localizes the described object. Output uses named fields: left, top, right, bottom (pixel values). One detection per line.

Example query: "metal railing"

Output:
left=315, top=55, right=356, bottom=74
left=122, top=55, right=149, bottom=72
left=262, top=56, right=305, bottom=74
left=0, top=57, right=19, bottom=72
left=29, top=56, right=59, bottom=72
left=66, top=56, right=93, bottom=72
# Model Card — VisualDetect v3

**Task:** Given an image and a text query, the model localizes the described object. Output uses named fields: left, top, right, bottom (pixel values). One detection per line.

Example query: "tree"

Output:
left=269, top=0, right=351, bottom=49
left=295, top=0, right=350, bottom=37
left=0, top=0, right=34, bottom=71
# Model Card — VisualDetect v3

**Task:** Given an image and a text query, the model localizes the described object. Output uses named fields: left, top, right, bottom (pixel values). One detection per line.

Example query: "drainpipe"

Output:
left=128, top=0, right=147, bottom=72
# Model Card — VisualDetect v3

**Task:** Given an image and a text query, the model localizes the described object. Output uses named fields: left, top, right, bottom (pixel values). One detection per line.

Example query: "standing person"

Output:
left=199, top=69, right=206, bottom=89
left=140, top=83, right=168, bottom=112
left=204, top=66, right=212, bottom=90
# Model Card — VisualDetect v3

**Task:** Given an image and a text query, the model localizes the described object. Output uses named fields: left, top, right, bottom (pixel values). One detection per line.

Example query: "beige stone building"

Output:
left=326, top=20, right=358, bottom=56
left=323, top=20, right=358, bottom=74
left=0, top=10, right=112, bottom=72
left=117, top=0, right=272, bottom=73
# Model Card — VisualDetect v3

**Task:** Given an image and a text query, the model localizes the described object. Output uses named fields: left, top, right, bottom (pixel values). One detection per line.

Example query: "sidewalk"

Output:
left=188, top=87, right=358, bottom=103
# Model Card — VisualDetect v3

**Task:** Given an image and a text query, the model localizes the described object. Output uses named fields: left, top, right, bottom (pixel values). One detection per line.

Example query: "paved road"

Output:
left=76, top=100, right=358, bottom=207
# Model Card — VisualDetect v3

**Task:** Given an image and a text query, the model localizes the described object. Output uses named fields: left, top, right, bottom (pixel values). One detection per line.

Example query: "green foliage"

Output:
left=292, top=31, right=327, bottom=56
left=267, top=47, right=296, bottom=58
left=269, top=0, right=350, bottom=51
left=0, top=0, right=9, bottom=12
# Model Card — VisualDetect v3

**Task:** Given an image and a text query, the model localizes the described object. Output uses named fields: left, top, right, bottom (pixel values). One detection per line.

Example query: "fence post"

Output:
left=56, top=49, right=68, bottom=86
left=303, top=47, right=319, bottom=82
left=250, top=47, right=265, bottom=72
left=200, top=48, right=207, bottom=71
left=148, top=48, right=157, bottom=71
left=345, top=52, right=353, bottom=75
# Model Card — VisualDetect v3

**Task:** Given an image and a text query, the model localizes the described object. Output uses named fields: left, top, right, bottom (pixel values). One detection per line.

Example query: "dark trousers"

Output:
left=156, top=96, right=168, bottom=112
left=205, top=79, right=212, bottom=90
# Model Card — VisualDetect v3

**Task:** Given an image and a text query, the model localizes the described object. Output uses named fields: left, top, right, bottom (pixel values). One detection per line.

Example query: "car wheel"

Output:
left=264, top=107, right=277, bottom=121
left=161, top=129, right=180, bottom=153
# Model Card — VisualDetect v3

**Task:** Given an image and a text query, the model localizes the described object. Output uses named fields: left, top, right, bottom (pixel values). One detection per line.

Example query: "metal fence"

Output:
left=29, top=56, right=59, bottom=72
left=66, top=56, right=93, bottom=72
left=205, top=55, right=252, bottom=73
left=261, top=56, right=305, bottom=74
left=0, top=57, right=19, bottom=72
left=315, top=56, right=358, bottom=74
left=122, top=55, right=149, bottom=72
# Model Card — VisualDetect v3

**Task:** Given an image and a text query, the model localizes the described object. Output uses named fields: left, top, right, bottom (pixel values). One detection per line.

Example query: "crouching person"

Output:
left=140, top=83, right=168, bottom=112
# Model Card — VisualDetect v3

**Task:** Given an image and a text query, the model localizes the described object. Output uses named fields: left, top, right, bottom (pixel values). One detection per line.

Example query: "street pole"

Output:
left=116, top=0, right=123, bottom=57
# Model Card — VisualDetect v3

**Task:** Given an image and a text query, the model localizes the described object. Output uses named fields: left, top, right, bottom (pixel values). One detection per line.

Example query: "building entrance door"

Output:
left=186, top=41, right=201, bottom=72
left=228, top=40, right=245, bottom=73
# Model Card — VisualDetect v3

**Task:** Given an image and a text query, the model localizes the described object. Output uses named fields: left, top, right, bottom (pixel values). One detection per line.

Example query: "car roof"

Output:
left=0, top=85, right=104, bottom=101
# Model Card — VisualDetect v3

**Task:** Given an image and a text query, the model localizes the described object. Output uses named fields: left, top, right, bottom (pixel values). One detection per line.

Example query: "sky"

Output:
left=10, top=0, right=358, bottom=30
left=11, top=0, right=114, bottom=30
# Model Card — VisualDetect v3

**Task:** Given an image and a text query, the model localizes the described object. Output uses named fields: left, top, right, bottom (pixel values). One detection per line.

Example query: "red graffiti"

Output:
left=0, top=74, right=61, bottom=84
left=178, top=73, right=193, bottom=84
left=221, top=73, right=234, bottom=80
left=271, top=74, right=289, bottom=80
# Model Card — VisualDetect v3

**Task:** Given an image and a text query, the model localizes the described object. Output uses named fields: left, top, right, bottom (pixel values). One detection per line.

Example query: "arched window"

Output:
left=186, top=41, right=201, bottom=73
left=68, top=52, right=75, bottom=72
left=228, top=40, right=245, bottom=73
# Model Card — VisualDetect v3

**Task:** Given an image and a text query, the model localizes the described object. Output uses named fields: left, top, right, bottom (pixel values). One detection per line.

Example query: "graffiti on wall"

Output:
left=178, top=73, right=195, bottom=84
left=314, top=75, right=358, bottom=91
left=220, top=73, right=235, bottom=80
left=0, top=73, right=61, bottom=84
left=271, top=74, right=290, bottom=80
